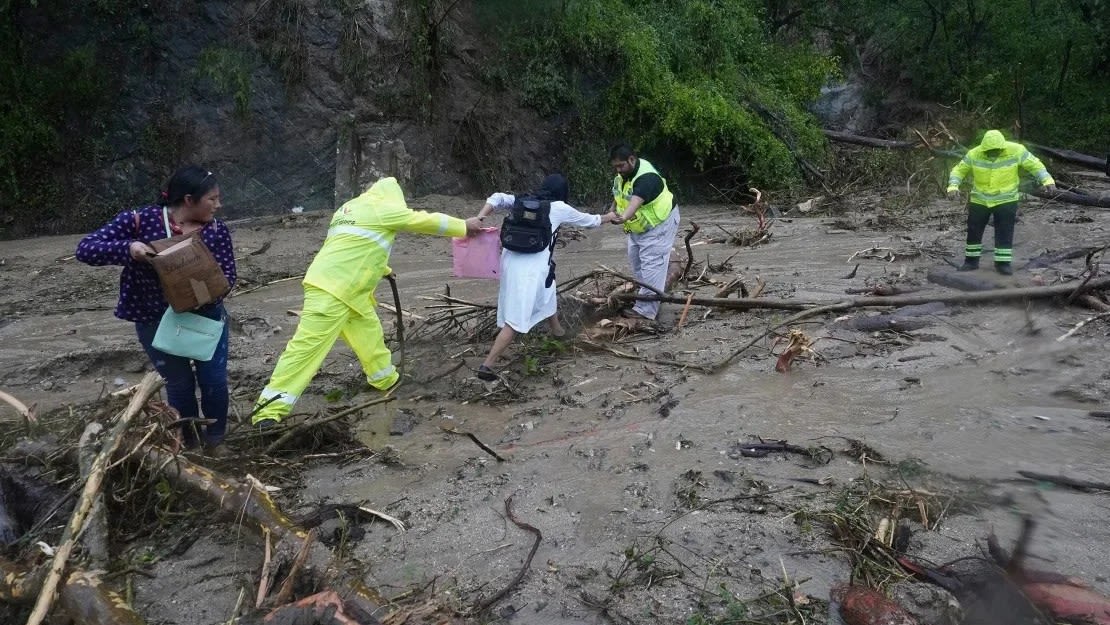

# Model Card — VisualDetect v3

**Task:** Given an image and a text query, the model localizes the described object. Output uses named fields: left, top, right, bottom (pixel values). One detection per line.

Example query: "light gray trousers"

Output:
left=627, top=206, right=680, bottom=319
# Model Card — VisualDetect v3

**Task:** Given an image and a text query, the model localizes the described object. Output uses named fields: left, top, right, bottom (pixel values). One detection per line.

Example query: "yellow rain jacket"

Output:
left=304, top=177, right=467, bottom=313
left=254, top=177, right=468, bottom=423
left=947, top=130, right=1054, bottom=208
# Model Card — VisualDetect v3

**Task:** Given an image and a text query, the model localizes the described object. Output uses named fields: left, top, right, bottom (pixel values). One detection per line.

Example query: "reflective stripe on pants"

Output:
left=252, top=285, right=399, bottom=423
left=966, top=202, right=1017, bottom=264
left=627, top=206, right=680, bottom=320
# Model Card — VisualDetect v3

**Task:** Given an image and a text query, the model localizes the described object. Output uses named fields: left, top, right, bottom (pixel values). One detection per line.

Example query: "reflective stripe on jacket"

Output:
left=612, top=158, right=675, bottom=234
left=947, top=133, right=1054, bottom=208
left=303, top=177, right=467, bottom=313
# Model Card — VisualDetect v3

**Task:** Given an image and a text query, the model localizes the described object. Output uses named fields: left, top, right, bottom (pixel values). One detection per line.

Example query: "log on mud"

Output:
left=1, top=558, right=146, bottom=625
left=836, top=302, right=949, bottom=332
left=138, top=447, right=394, bottom=622
left=26, top=372, right=163, bottom=625
left=1028, top=187, right=1110, bottom=208
left=613, top=274, right=1110, bottom=312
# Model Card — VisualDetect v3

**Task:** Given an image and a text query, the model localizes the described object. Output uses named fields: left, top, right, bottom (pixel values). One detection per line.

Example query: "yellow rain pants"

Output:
left=252, top=285, right=397, bottom=423
left=252, top=176, right=467, bottom=423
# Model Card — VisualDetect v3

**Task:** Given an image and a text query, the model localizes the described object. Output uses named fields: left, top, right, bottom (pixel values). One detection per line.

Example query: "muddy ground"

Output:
left=2, top=182, right=1110, bottom=625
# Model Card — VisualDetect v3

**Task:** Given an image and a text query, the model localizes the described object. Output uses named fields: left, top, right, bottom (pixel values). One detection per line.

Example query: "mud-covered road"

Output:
left=2, top=189, right=1109, bottom=624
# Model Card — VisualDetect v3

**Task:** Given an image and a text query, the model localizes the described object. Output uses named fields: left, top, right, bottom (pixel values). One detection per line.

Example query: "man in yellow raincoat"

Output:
left=946, top=129, right=1056, bottom=275
left=252, top=177, right=481, bottom=426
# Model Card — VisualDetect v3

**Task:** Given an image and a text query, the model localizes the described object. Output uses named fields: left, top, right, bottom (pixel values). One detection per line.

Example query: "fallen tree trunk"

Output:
left=139, top=447, right=398, bottom=623
left=1025, top=142, right=1108, bottom=174
left=26, top=372, right=162, bottom=625
left=0, top=557, right=47, bottom=603
left=613, top=275, right=1110, bottom=312
left=1028, top=187, right=1110, bottom=208
left=824, top=129, right=1108, bottom=175
left=1, top=558, right=146, bottom=625
left=822, top=129, right=960, bottom=157
left=596, top=276, right=1110, bottom=374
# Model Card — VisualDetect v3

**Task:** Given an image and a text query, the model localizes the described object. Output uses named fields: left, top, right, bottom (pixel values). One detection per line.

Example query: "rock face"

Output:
left=812, top=78, right=877, bottom=133
left=19, top=0, right=560, bottom=230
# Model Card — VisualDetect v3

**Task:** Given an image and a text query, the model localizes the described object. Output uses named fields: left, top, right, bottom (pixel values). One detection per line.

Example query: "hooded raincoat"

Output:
left=253, top=177, right=467, bottom=423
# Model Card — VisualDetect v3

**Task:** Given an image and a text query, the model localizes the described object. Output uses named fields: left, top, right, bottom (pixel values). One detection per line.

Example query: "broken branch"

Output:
left=472, top=497, right=542, bottom=614
left=682, top=222, right=700, bottom=282
left=0, top=389, right=36, bottom=424
left=439, top=425, right=506, bottom=462
left=1017, top=471, right=1110, bottom=492
left=613, top=275, right=1110, bottom=312
left=25, top=372, right=162, bottom=625
left=264, top=394, right=397, bottom=455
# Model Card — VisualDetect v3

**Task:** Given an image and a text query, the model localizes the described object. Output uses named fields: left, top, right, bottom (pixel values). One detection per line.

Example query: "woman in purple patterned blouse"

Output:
left=76, top=165, right=237, bottom=454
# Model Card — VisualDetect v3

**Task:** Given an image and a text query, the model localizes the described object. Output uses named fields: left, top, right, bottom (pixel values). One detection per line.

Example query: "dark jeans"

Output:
left=135, top=304, right=230, bottom=446
left=967, top=201, right=1017, bottom=264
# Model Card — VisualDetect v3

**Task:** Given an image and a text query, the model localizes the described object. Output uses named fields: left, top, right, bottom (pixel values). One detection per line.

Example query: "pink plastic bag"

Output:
left=452, top=227, right=501, bottom=279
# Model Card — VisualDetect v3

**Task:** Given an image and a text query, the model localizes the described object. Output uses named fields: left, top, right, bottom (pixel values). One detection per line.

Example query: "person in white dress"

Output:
left=473, top=174, right=618, bottom=380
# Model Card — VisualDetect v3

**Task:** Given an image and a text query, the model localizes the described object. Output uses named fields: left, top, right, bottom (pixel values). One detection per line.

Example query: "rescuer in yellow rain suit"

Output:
left=946, top=129, right=1057, bottom=275
left=252, top=177, right=481, bottom=426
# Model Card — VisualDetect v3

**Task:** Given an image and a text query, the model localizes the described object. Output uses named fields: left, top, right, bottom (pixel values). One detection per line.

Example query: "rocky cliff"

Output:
left=7, top=0, right=560, bottom=235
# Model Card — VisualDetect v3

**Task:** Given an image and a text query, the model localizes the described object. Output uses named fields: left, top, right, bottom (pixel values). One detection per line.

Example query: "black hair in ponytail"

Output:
left=161, top=165, right=216, bottom=207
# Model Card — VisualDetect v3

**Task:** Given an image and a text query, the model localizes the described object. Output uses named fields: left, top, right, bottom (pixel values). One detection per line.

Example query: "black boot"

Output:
left=995, top=262, right=1013, bottom=276
left=958, top=257, right=980, bottom=272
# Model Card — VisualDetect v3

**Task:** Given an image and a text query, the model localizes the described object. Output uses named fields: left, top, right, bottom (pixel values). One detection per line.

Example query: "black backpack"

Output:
left=500, top=195, right=553, bottom=254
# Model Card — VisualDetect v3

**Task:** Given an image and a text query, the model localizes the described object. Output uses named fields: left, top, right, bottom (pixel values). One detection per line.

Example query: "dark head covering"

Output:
left=536, top=174, right=569, bottom=203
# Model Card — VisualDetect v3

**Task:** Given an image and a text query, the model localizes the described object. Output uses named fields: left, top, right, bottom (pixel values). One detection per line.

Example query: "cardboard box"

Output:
left=149, top=235, right=230, bottom=312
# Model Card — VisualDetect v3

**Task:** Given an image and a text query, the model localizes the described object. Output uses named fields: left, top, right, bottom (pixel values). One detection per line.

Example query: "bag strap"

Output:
left=132, top=207, right=173, bottom=239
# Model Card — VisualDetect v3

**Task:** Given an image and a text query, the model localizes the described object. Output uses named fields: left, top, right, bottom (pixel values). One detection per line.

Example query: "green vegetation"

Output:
left=254, top=0, right=308, bottom=88
left=479, top=0, right=1108, bottom=201
left=478, top=0, right=838, bottom=200
left=196, top=46, right=256, bottom=118
left=813, top=0, right=1109, bottom=152
left=2, top=0, right=1106, bottom=235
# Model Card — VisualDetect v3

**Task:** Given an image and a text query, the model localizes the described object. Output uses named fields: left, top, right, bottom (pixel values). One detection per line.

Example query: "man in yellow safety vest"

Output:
left=609, top=143, right=679, bottom=320
left=946, top=129, right=1057, bottom=275
left=252, top=177, right=482, bottom=427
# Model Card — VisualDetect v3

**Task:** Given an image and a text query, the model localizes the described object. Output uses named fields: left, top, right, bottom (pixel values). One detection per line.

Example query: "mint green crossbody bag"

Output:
left=152, top=309, right=224, bottom=361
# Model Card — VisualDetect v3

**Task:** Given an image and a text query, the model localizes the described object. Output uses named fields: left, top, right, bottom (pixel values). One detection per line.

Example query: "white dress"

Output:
left=485, top=193, right=602, bottom=333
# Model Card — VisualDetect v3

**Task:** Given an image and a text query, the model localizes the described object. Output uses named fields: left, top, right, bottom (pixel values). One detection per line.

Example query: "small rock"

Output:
left=113, top=377, right=126, bottom=386
left=389, top=411, right=416, bottom=436
left=41, top=380, right=54, bottom=390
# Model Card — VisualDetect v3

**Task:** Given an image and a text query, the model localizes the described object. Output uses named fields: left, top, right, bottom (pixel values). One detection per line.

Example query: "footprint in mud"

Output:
left=228, top=315, right=274, bottom=339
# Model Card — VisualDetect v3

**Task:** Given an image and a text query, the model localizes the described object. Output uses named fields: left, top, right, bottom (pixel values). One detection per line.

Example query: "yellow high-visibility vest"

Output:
left=612, top=158, right=674, bottom=234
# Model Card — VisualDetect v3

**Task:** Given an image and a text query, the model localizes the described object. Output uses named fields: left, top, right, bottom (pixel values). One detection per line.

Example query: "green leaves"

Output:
left=196, top=47, right=256, bottom=119
left=487, top=0, right=836, bottom=188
